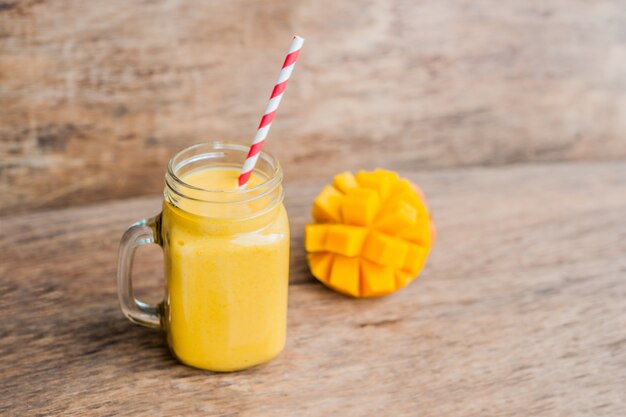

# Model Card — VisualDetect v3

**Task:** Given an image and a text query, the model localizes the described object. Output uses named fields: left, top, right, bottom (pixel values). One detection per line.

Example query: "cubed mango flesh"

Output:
left=304, top=224, right=328, bottom=252
left=305, top=169, right=434, bottom=298
left=332, top=171, right=358, bottom=193
left=342, top=188, right=380, bottom=226
left=395, top=271, right=413, bottom=290
left=356, top=170, right=395, bottom=200
left=375, top=199, right=417, bottom=233
left=312, top=185, right=343, bottom=223
left=402, top=243, right=426, bottom=277
left=324, top=225, right=368, bottom=257
left=361, top=260, right=395, bottom=297
left=362, top=232, right=408, bottom=269
left=329, top=255, right=360, bottom=297
left=307, top=253, right=334, bottom=283
left=398, top=222, right=432, bottom=247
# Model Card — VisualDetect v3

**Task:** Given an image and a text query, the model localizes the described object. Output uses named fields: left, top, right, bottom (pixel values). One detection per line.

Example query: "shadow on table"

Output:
left=61, top=302, right=190, bottom=374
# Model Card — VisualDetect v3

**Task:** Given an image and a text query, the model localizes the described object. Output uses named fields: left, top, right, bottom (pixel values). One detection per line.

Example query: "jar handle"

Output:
left=117, top=215, right=163, bottom=329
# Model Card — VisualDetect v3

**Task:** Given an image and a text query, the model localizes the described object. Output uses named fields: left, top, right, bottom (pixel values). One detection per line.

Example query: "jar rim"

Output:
left=165, top=142, right=283, bottom=204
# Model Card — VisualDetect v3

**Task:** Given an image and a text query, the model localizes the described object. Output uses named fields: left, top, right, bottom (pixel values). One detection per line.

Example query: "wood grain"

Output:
left=2, top=0, right=626, bottom=214
left=1, top=161, right=625, bottom=416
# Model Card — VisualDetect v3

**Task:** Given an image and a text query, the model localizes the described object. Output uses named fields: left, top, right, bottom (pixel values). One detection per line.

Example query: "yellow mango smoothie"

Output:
left=161, top=166, right=290, bottom=372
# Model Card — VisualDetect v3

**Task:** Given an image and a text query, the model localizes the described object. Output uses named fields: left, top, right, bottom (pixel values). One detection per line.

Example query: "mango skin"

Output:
left=305, top=169, right=435, bottom=298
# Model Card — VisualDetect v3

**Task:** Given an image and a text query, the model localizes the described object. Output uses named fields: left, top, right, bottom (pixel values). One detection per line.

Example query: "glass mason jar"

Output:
left=117, top=142, right=290, bottom=372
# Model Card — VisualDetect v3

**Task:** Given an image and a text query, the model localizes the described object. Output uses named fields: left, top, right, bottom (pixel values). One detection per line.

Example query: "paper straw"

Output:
left=238, top=35, right=304, bottom=188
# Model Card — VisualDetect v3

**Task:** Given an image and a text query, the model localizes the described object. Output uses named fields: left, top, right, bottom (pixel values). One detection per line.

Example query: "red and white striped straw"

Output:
left=238, top=35, right=304, bottom=188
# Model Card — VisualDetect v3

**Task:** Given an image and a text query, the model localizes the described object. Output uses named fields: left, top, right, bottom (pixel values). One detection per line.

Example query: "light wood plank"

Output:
left=1, top=161, right=625, bottom=416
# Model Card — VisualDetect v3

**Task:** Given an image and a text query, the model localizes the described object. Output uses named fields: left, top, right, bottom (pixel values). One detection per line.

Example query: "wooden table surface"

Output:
left=1, top=161, right=625, bottom=416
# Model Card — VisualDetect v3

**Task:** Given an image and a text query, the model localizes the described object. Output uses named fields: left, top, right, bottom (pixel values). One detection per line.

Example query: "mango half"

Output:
left=305, top=169, right=435, bottom=298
